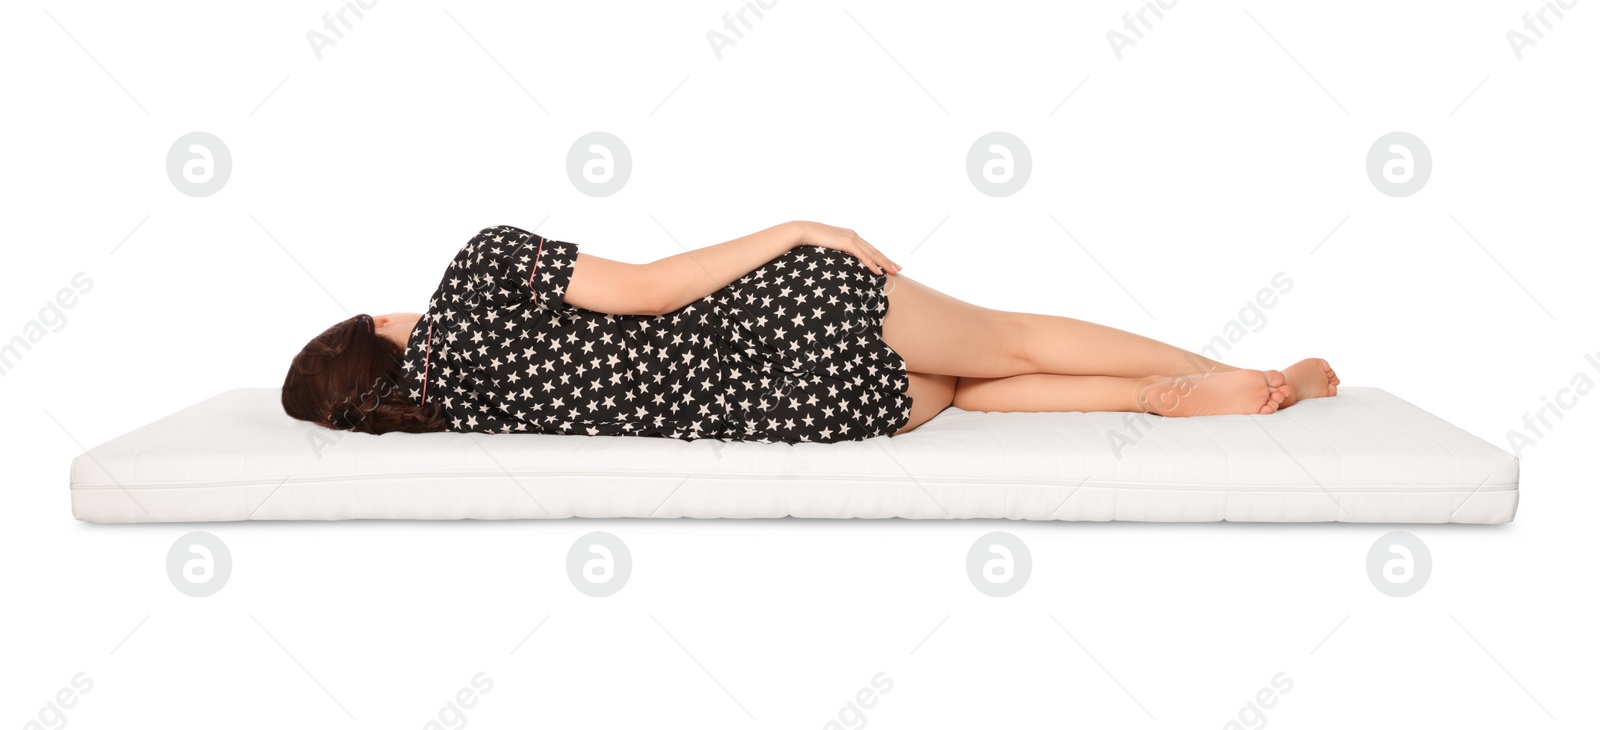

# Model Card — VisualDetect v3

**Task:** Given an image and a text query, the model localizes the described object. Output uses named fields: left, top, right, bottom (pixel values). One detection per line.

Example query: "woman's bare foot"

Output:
left=1139, top=369, right=1286, bottom=417
left=1280, top=358, right=1339, bottom=407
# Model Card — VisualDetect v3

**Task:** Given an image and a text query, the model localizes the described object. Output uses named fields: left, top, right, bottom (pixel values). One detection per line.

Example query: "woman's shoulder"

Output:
left=436, top=225, right=581, bottom=312
left=456, top=225, right=578, bottom=262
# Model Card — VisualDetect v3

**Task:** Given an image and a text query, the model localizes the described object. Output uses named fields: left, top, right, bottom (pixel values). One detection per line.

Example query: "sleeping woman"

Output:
left=281, top=222, right=1338, bottom=443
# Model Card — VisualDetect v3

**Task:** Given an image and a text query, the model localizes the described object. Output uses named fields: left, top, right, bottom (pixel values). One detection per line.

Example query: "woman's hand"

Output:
left=791, top=221, right=901, bottom=275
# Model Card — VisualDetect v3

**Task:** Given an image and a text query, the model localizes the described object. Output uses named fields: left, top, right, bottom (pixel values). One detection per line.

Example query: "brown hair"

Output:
left=281, top=314, right=447, bottom=434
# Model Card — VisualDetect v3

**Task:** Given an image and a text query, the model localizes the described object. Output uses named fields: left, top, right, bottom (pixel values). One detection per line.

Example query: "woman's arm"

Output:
left=564, top=221, right=901, bottom=316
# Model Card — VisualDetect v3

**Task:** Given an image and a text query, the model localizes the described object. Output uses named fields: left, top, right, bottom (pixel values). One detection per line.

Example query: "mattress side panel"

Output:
left=71, top=474, right=1519, bottom=524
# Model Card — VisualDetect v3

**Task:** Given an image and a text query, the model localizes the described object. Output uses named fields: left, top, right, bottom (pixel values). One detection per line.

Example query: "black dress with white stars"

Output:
left=399, top=225, right=913, bottom=443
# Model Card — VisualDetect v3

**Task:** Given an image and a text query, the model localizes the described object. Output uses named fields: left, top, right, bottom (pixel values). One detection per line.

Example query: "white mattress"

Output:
left=70, top=387, right=1518, bottom=524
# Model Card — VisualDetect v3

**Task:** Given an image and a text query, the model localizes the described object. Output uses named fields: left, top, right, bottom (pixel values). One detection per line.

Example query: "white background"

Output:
left=3, top=1, right=1596, bottom=727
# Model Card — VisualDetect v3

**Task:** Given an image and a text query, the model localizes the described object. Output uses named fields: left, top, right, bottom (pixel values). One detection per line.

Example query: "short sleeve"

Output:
left=459, top=225, right=578, bottom=313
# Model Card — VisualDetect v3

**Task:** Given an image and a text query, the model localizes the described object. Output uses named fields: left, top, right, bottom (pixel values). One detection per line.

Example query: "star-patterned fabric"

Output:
left=399, top=225, right=913, bottom=443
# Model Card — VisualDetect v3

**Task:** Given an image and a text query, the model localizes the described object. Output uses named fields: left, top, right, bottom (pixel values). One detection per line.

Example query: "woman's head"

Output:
left=281, top=313, right=445, bottom=434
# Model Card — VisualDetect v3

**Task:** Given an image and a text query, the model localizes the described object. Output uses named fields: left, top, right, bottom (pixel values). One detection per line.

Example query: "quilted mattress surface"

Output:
left=70, top=387, right=1518, bottom=524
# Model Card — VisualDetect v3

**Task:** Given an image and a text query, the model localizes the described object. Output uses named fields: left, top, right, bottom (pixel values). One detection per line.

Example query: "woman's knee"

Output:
left=992, top=311, right=1038, bottom=375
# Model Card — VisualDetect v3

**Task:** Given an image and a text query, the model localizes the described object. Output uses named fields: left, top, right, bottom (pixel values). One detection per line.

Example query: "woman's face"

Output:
left=371, top=313, right=423, bottom=348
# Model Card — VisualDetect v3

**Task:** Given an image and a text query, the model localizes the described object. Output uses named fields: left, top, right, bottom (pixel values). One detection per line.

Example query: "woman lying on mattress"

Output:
left=281, top=222, right=1339, bottom=444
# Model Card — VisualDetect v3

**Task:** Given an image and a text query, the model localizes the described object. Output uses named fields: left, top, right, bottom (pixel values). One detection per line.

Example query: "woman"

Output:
left=282, top=222, right=1338, bottom=443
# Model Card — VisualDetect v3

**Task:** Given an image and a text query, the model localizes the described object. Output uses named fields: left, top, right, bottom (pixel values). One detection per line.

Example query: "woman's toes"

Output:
left=1261, top=389, right=1282, bottom=414
left=1264, top=369, right=1288, bottom=410
left=1280, top=358, right=1337, bottom=406
left=1321, top=361, right=1340, bottom=395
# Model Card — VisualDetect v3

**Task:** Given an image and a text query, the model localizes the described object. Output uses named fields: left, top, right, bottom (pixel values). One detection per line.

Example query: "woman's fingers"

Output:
left=852, top=245, right=880, bottom=273
left=857, top=247, right=884, bottom=274
left=848, top=237, right=877, bottom=272
left=876, top=247, right=899, bottom=273
left=807, top=223, right=900, bottom=275
left=856, top=237, right=899, bottom=274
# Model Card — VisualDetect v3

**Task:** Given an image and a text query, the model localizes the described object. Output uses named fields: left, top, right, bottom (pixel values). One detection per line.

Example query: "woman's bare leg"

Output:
left=893, top=368, right=1285, bottom=436
left=879, top=276, right=1328, bottom=429
left=881, top=274, right=1238, bottom=379
left=950, top=371, right=1285, bottom=418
